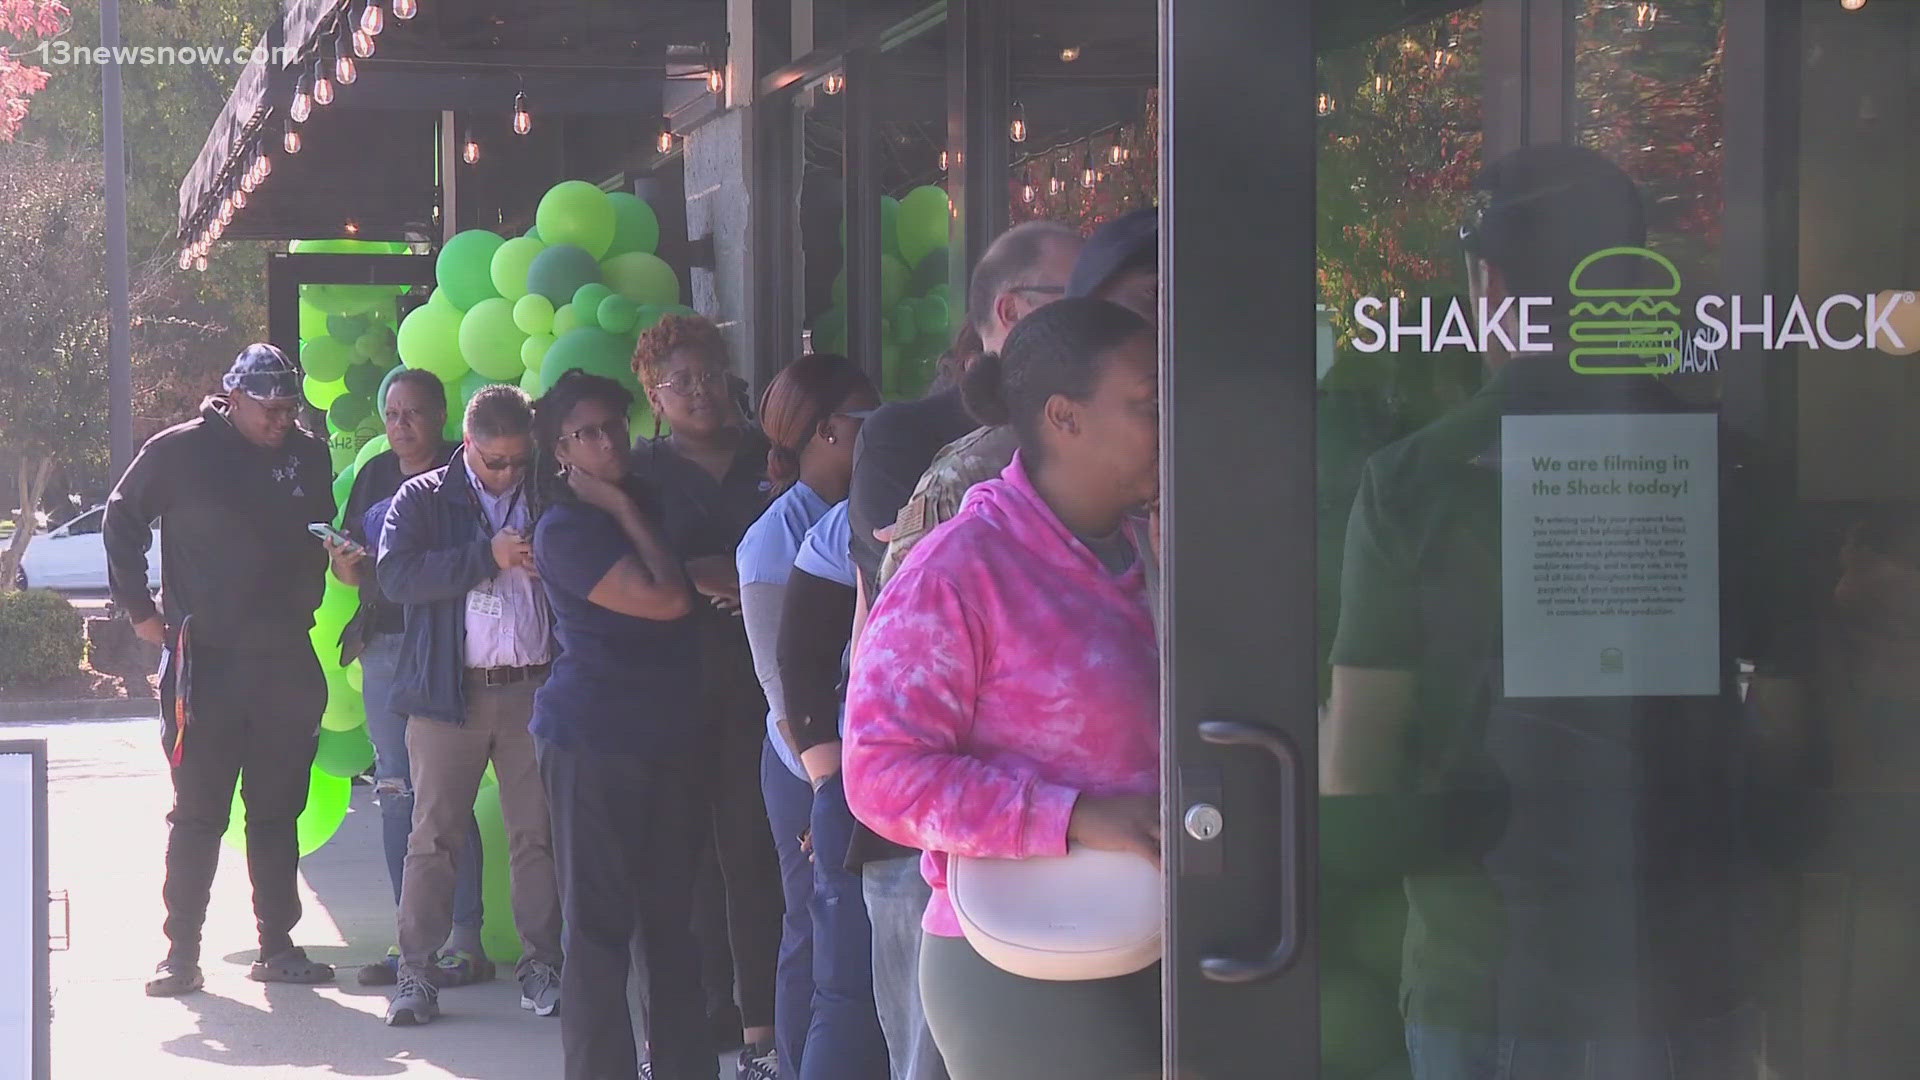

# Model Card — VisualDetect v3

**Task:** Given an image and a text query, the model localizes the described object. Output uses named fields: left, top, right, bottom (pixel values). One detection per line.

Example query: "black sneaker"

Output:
left=737, top=1043, right=779, bottom=1080
left=144, top=958, right=204, bottom=997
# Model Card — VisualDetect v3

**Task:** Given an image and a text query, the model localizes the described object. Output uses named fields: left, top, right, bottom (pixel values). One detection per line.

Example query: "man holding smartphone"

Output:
left=104, top=343, right=357, bottom=996
left=375, top=384, right=563, bottom=1028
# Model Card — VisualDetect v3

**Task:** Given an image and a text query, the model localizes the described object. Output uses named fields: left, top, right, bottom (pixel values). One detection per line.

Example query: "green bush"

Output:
left=0, top=588, right=83, bottom=688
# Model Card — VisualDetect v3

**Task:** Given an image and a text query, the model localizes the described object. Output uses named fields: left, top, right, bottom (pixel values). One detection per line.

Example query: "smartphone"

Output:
left=308, top=522, right=367, bottom=556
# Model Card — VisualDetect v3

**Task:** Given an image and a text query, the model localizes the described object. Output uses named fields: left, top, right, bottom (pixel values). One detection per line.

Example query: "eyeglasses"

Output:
left=250, top=399, right=303, bottom=422
left=1008, top=284, right=1067, bottom=298
left=476, top=453, right=531, bottom=472
left=652, top=369, right=729, bottom=396
left=561, top=417, right=630, bottom=446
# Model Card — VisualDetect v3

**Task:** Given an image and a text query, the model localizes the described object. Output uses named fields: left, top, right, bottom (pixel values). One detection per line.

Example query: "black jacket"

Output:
left=375, top=450, right=507, bottom=725
left=104, top=397, right=334, bottom=650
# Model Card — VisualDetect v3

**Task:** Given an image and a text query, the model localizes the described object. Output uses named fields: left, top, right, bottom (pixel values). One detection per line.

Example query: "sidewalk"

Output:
left=31, top=717, right=739, bottom=1079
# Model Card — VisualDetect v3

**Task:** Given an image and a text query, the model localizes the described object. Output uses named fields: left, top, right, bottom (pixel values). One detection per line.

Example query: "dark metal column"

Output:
left=844, top=46, right=884, bottom=384
left=947, top=0, right=1008, bottom=293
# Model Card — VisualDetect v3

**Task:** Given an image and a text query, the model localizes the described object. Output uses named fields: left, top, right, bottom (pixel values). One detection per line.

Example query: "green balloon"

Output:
left=601, top=251, right=679, bottom=307
left=523, top=226, right=540, bottom=242
left=521, top=333, right=555, bottom=372
left=299, top=301, right=330, bottom=341
left=330, top=465, right=357, bottom=514
left=303, top=280, right=393, bottom=318
left=893, top=302, right=919, bottom=345
left=443, top=410, right=462, bottom=444
left=897, top=185, right=952, bottom=267
left=224, top=766, right=353, bottom=856
left=489, top=235, right=546, bottom=301
left=535, top=180, right=616, bottom=259
left=397, top=296, right=468, bottom=380
left=355, top=324, right=399, bottom=363
left=436, top=229, right=506, bottom=311
left=315, top=725, right=374, bottom=778
left=525, top=244, right=602, bottom=306
left=552, top=303, right=582, bottom=339
left=573, top=282, right=614, bottom=315
left=328, top=435, right=357, bottom=473
left=881, top=195, right=901, bottom=256
left=291, top=238, right=410, bottom=255
left=911, top=247, right=950, bottom=295
left=604, top=191, right=661, bottom=257
left=328, top=394, right=372, bottom=432
left=1321, top=969, right=1401, bottom=1078
left=540, top=327, right=639, bottom=393
left=520, top=366, right=545, bottom=397
left=343, top=361, right=384, bottom=399
left=831, top=270, right=847, bottom=308
left=375, top=365, right=403, bottom=416
left=880, top=254, right=910, bottom=310
left=327, top=313, right=372, bottom=344
left=301, top=335, right=355, bottom=382
left=459, top=297, right=530, bottom=381
left=915, top=293, right=951, bottom=336
left=304, top=376, right=347, bottom=410
left=596, top=294, right=639, bottom=334
left=354, top=433, right=391, bottom=471
left=512, top=293, right=555, bottom=336
left=460, top=370, right=511, bottom=403
left=473, top=779, right=521, bottom=964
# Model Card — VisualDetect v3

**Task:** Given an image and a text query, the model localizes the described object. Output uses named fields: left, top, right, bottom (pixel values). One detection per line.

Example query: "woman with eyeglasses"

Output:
left=528, top=370, right=707, bottom=1079
left=735, top=352, right=885, bottom=1080
left=629, top=313, right=789, bottom=1076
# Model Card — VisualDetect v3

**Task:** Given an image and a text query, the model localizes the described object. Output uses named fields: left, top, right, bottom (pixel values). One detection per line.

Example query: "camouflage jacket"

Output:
left=876, top=424, right=1020, bottom=592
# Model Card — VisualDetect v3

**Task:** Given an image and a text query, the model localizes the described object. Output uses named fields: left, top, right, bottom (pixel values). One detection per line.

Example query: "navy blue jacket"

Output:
left=376, top=450, right=504, bottom=725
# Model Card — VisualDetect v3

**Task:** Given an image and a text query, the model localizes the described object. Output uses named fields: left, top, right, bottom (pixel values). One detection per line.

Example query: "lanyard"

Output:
left=474, top=481, right=525, bottom=536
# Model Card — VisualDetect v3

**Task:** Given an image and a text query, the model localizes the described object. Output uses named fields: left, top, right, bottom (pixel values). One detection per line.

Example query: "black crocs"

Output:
left=248, top=946, right=336, bottom=985
left=145, top=958, right=204, bottom=997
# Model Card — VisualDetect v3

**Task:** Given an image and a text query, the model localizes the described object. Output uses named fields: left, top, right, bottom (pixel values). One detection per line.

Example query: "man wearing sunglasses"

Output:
left=375, top=384, right=563, bottom=1028
left=105, top=344, right=345, bottom=996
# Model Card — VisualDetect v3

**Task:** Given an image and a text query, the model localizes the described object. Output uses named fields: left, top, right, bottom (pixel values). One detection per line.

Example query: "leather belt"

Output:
left=465, top=662, right=550, bottom=688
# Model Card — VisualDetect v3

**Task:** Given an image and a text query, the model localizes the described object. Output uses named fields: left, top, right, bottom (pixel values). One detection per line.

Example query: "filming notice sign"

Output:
left=0, top=741, right=48, bottom=1080
left=1500, top=413, right=1720, bottom=698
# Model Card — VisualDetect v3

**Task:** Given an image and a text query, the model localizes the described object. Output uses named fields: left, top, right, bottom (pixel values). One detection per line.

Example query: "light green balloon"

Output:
left=573, top=282, right=614, bottom=315
left=353, top=433, right=391, bottom=471
left=535, top=180, right=616, bottom=260
left=521, top=333, right=555, bottom=372
left=355, top=324, right=399, bottom=363
left=601, top=251, right=680, bottom=307
left=436, top=229, right=505, bottom=311
left=596, top=294, right=638, bottom=334
left=605, top=191, right=661, bottom=257
left=552, top=303, right=582, bottom=338
left=490, top=235, right=547, bottom=301
left=520, top=366, right=545, bottom=397
left=893, top=301, right=919, bottom=345
left=512, top=294, right=555, bottom=336
left=397, top=296, right=468, bottom=381
left=301, top=335, right=355, bottom=382
left=299, top=301, right=330, bottom=341
left=880, top=254, right=910, bottom=311
left=304, top=376, right=347, bottom=410
left=539, top=327, right=640, bottom=393
left=897, top=184, right=952, bottom=267
left=224, top=766, right=354, bottom=855
left=473, top=780, right=521, bottom=964
left=459, top=297, right=530, bottom=381
left=315, top=725, right=374, bottom=778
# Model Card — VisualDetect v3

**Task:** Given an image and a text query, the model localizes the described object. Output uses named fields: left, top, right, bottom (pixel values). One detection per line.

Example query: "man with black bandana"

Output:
left=105, top=344, right=350, bottom=996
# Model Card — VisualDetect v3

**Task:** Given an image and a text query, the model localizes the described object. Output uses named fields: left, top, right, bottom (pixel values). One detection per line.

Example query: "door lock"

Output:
left=1183, top=802, right=1224, bottom=841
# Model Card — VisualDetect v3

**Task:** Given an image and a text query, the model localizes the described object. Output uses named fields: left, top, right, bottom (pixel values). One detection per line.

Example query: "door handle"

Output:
left=1196, top=718, right=1302, bottom=984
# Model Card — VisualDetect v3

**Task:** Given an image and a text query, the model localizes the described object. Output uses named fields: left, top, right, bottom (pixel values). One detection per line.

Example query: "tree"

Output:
left=0, top=144, right=107, bottom=591
left=0, top=0, right=64, bottom=140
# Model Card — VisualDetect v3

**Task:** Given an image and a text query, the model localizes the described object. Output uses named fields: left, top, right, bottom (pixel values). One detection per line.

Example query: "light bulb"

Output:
left=344, top=220, right=360, bottom=235
left=822, top=71, right=844, bottom=95
left=1049, top=174, right=1065, bottom=196
left=1317, top=92, right=1335, bottom=116
left=194, top=255, right=208, bottom=272
left=1008, top=101, right=1027, bottom=143
left=706, top=67, right=724, bottom=95
left=1634, top=2, right=1659, bottom=28
left=462, top=131, right=479, bottom=164
left=1022, top=180, right=1037, bottom=204
left=314, top=68, right=335, bottom=106
left=257, top=153, right=271, bottom=178
left=178, top=250, right=191, bottom=270
left=1059, top=45, right=1080, bottom=63
left=656, top=120, right=675, bottom=154
left=219, top=201, right=234, bottom=225
left=391, top=0, right=417, bottom=19
left=353, top=29, right=375, bottom=57
left=360, top=2, right=384, bottom=35
left=512, top=90, right=531, bottom=135
left=1108, top=142, right=1124, bottom=166
left=335, top=53, right=357, bottom=84
left=290, top=82, right=312, bottom=124
left=939, top=149, right=950, bottom=172
left=209, top=218, right=224, bottom=240
left=232, top=188, right=247, bottom=209
left=240, top=170, right=257, bottom=192
left=1841, top=0, right=1866, bottom=9
left=284, top=126, right=301, bottom=153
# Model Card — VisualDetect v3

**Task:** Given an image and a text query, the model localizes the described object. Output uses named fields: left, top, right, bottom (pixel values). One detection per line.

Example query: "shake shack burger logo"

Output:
left=1348, top=244, right=1920, bottom=371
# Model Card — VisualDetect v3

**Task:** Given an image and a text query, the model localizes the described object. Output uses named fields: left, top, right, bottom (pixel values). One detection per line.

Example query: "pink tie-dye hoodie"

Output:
left=843, top=452, right=1160, bottom=937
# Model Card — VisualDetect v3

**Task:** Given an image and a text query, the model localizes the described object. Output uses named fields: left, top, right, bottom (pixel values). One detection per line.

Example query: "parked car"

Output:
left=15, top=506, right=161, bottom=593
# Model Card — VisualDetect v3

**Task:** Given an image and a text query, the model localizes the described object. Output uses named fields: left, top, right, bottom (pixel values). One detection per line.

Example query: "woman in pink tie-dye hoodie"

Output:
left=843, top=299, right=1162, bottom=1080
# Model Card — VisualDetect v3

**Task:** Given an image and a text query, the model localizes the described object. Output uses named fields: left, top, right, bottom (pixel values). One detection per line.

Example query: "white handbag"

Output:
left=947, top=846, right=1163, bottom=982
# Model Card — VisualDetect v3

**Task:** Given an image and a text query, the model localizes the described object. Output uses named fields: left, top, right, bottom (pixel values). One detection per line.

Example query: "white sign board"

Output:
left=1500, top=413, right=1720, bottom=698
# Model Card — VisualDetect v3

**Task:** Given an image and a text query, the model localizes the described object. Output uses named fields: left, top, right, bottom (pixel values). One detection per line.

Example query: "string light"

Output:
left=1374, top=73, right=1391, bottom=95
left=656, top=117, right=675, bottom=154
left=313, top=60, right=335, bottom=106
left=1021, top=167, right=1037, bottom=204
left=195, top=255, right=208, bottom=272
left=1079, top=148, right=1096, bottom=189
left=352, top=28, right=375, bottom=57
left=1009, top=100, right=1028, bottom=143
left=344, top=220, right=360, bottom=235
left=1048, top=165, right=1065, bottom=196
left=391, top=0, right=417, bottom=19
left=939, top=149, right=950, bottom=172
left=1059, top=45, right=1080, bottom=63
left=512, top=89, right=531, bottom=135
left=1841, top=0, right=1867, bottom=9
left=360, top=0, right=383, bottom=35
left=290, top=72, right=312, bottom=123
left=231, top=187, right=247, bottom=209
left=1108, top=140, right=1124, bottom=166
left=822, top=70, right=844, bottom=95
left=1634, top=2, right=1659, bottom=28
left=335, top=51, right=357, bottom=85
left=462, top=125, right=480, bottom=164
left=257, top=152, right=272, bottom=178
left=1317, top=91, right=1336, bottom=116
left=706, top=66, right=724, bottom=94
left=178, top=250, right=191, bottom=270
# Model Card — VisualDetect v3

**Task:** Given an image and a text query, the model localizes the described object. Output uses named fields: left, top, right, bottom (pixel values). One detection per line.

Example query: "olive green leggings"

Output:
left=918, top=932, right=1162, bottom=1080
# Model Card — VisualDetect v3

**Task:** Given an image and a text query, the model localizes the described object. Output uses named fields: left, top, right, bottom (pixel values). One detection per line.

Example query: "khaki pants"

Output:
left=396, top=674, right=562, bottom=976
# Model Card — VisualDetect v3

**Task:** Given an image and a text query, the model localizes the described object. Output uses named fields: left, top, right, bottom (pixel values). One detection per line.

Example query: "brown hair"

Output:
left=757, top=353, right=874, bottom=494
left=632, top=313, right=729, bottom=388
left=928, top=322, right=984, bottom=395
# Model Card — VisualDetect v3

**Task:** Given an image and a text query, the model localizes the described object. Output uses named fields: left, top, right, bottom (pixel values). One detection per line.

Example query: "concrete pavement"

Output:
left=25, top=717, right=742, bottom=1079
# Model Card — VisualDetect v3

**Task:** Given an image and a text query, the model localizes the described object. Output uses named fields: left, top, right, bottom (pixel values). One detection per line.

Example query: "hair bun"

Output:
left=960, top=351, right=1010, bottom=427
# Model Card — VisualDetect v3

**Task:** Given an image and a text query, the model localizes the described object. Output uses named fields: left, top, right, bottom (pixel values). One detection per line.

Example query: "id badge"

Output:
left=467, top=589, right=504, bottom=620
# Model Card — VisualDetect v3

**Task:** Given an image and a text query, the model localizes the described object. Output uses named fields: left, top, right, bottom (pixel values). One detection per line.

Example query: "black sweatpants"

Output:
left=158, top=639, right=326, bottom=963
left=538, top=736, right=718, bottom=1080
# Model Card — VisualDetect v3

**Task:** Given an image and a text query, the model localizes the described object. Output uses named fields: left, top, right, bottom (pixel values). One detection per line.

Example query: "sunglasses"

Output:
left=475, top=452, right=531, bottom=472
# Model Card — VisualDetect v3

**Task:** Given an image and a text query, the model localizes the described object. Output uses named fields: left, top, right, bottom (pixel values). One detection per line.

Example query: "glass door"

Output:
left=1168, top=0, right=1920, bottom=1077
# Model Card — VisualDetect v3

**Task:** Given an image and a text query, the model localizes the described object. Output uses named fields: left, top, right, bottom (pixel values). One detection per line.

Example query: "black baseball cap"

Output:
left=1067, top=207, right=1158, bottom=299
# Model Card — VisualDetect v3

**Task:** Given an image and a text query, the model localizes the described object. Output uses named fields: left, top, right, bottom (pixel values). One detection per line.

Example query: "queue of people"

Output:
left=104, top=206, right=1163, bottom=1080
